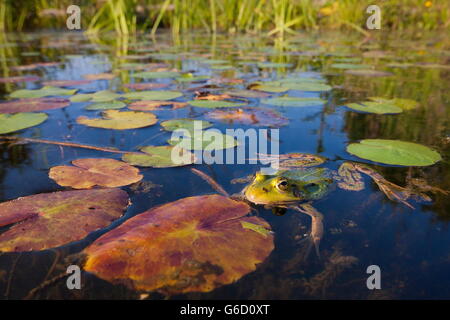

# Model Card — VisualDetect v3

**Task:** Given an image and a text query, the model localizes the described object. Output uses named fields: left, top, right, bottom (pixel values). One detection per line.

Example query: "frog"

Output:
left=227, top=154, right=448, bottom=259
left=191, top=153, right=447, bottom=259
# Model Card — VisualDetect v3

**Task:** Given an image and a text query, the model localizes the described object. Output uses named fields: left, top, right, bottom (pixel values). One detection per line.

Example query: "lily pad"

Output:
left=345, top=101, right=402, bottom=114
left=122, top=90, right=183, bottom=101
left=369, top=97, right=419, bottom=111
left=206, top=107, right=289, bottom=127
left=83, top=195, right=274, bottom=294
left=168, top=129, right=239, bottom=150
left=77, top=110, right=158, bottom=130
left=344, top=69, right=392, bottom=77
left=161, top=119, right=212, bottom=132
left=131, top=71, right=179, bottom=79
left=85, top=101, right=127, bottom=110
left=0, top=98, right=70, bottom=113
left=10, top=86, right=77, bottom=99
left=41, top=80, right=93, bottom=87
left=70, top=90, right=121, bottom=102
left=123, top=83, right=169, bottom=90
left=122, top=145, right=196, bottom=168
left=129, top=100, right=187, bottom=111
left=188, top=100, right=246, bottom=108
left=262, top=97, right=326, bottom=107
left=224, top=90, right=271, bottom=99
left=346, top=139, right=442, bottom=166
left=83, top=73, right=116, bottom=80
left=0, top=112, right=48, bottom=134
left=331, top=63, right=371, bottom=69
left=0, top=76, right=40, bottom=83
left=0, top=189, right=129, bottom=252
left=49, top=158, right=143, bottom=189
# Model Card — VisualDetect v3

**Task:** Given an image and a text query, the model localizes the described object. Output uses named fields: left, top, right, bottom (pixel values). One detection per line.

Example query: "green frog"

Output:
left=193, top=154, right=446, bottom=259
left=242, top=167, right=333, bottom=258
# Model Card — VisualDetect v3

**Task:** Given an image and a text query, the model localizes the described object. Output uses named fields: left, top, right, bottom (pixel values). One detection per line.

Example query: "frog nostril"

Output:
left=262, top=187, right=268, bottom=192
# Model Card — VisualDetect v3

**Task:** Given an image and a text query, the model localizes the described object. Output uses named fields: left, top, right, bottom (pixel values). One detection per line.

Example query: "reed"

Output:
left=0, top=0, right=448, bottom=36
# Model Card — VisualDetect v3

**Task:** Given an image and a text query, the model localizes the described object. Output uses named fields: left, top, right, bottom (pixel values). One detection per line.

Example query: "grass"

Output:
left=0, top=0, right=448, bottom=36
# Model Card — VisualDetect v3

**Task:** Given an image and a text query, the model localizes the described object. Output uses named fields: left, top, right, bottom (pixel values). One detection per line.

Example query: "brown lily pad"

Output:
left=83, top=73, right=116, bottom=80
left=49, top=158, right=143, bottom=189
left=83, top=194, right=274, bottom=294
left=0, top=189, right=129, bottom=252
left=0, top=98, right=70, bottom=114
left=128, top=100, right=187, bottom=111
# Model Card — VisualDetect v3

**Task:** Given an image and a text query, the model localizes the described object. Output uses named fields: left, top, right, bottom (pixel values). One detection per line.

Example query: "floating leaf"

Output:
left=83, top=73, right=116, bottom=80
left=257, top=153, right=326, bottom=168
left=168, top=130, right=238, bottom=150
left=369, top=97, right=419, bottom=111
left=241, top=221, right=272, bottom=237
left=257, top=62, right=292, bottom=68
left=122, top=90, right=182, bottom=101
left=85, top=101, right=126, bottom=110
left=77, top=110, right=158, bottom=130
left=41, top=80, right=93, bottom=87
left=188, top=100, right=246, bottom=108
left=129, top=100, right=187, bottom=111
left=206, top=107, right=288, bottom=127
left=335, top=162, right=365, bottom=191
left=123, top=83, right=169, bottom=90
left=0, top=112, right=48, bottom=134
left=0, top=98, right=70, bottom=113
left=261, top=97, right=326, bottom=107
left=122, top=145, right=196, bottom=168
left=83, top=195, right=274, bottom=294
left=131, top=71, right=179, bottom=79
left=70, top=90, right=121, bottom=102
left=224, top=90, right=271, bottom=98
left=0, top=189, right=129, bottom=252
left=0, top=76, right=40, bottom=83
left=160, top=119, right=212, bottom=132
left=344, top=69, right=392, bottom=77
left=331, top=63, right=371, bottom=69
left=10, top=86, right=77, bottom=99
left=346, top=139, right=442, bottom=166
left=49, top=158, right=143, bottom=189
left=345, top=101, right=402, bottom=114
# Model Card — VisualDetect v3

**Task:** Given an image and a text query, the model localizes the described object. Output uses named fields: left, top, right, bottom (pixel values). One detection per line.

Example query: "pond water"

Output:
left=0, top=30, right=449, bottom=299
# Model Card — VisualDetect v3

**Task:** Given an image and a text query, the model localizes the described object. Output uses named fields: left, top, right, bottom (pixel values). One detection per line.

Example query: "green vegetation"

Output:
left=0, top=0, right=448, bottom=35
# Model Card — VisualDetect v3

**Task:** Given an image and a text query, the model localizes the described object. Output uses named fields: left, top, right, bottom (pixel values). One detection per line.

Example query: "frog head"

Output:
left=244, top=168, right=333, bottom=206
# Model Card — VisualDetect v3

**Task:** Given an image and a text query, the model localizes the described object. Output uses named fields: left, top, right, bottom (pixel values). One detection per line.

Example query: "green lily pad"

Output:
left=346, top=139, right=442, bottom=166
left=122, top=145, right=196, bottom=168
left=160, top=119, right=212, bottom=132
left=122, top=90, right=183, bottom=101
left=85, top=101, right=127, bottom=110
left=168, top=130, right=239, bottom=150
left=188, top=100, right=246, bottom=108
left=0, top=112, right=48, bottom=134
left=257, top=62, right=292, bottom=68
left=262, top=97, right=326, bottom=107
left=131, top=71, right=179, bottom=79
left=369, top=97, right=419, bottom=111
left=70, top=90, right=121, bottom=102
left=10, top=86, right=77, bottom=99
left=77, top=110, right=158, bottom=130
left=345, top=101, right=402, bottom=114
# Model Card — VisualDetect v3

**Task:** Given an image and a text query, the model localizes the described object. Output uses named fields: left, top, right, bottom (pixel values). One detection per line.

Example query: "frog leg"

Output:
left=291, top=203, right=324, bottom=259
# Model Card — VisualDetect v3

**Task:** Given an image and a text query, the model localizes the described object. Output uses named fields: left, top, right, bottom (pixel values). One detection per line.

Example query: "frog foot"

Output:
left=292, top=203, right=324, bottom=259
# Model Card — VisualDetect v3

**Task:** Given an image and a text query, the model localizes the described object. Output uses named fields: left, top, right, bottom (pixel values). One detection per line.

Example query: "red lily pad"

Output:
left=0, top=76, right=40, bottom=83
left=0, top=189, right=129, bottom=252
left=123, top=83, right=169, bottom=90
left=41, top=80, right=93, bottom=87
left=84, top=195, right=274, bottom=294
left=206, top=107, right=289, bottom=127
left=0, top=98, right=70, bottom=114
left=49, top=158, right=143, bottom=189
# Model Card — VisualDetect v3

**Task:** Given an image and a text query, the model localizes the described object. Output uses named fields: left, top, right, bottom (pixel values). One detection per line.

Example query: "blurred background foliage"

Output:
left=0, top=0, right=448, bottom=36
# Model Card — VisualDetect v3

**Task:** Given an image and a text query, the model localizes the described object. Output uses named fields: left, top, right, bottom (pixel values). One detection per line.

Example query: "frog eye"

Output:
left=276, top=179, right=289, bottom=191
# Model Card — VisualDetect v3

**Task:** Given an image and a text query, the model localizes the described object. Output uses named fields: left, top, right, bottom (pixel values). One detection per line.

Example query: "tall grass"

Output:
left=0, top=0, right=448, bottom=35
